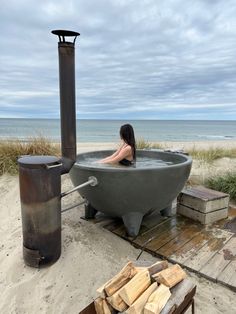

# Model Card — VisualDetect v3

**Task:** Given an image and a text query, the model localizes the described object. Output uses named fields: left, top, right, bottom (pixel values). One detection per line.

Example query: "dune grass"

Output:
left=0, top=137, right=60, bottom=175
left=136, top=138, right=163, bottom=150
left=206, top=173, right=236, bottom=200
left=186, top=147, right=236, bottom=163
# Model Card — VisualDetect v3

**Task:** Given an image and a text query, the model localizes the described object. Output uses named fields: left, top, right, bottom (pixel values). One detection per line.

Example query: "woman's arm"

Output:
left=101, top=145, right=132, bottom=164
left=99, top=142, right=125, bottom=162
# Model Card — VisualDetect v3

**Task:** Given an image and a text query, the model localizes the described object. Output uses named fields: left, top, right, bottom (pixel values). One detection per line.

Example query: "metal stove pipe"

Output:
left=17, top=30, right=80, bottom=268
left=52, top=30, right=80, bottom=174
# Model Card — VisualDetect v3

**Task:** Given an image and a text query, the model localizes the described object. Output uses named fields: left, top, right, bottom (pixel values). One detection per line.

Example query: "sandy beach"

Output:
left=1, top=141, right=236, bottom=313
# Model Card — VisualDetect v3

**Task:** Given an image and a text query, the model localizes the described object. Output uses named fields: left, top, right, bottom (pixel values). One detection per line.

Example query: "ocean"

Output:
left=0, top=119, right=236, bottom=143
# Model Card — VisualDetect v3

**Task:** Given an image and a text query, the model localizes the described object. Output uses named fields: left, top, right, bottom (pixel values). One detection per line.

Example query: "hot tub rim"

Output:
left=72, top=149, right=192, bottom=173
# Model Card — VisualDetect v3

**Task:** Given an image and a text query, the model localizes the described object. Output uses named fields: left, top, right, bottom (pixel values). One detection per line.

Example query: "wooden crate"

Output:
left=177, top=186, right=229, bottom=224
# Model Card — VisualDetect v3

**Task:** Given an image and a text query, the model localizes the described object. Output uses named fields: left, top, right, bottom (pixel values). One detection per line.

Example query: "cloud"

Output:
left=0, top=0, right=236, bottom=119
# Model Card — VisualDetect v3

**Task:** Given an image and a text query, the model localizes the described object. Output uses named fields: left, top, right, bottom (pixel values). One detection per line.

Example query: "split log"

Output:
left=134, top=260, right=168, bottom=276
left=94, top=298, right=116, bottom=314
left=106, top=287, right=128, bottom=312
left=96, top=279, right=111, bottom=298
left=161, top=278, right=196, bottom=314
left=104, top=262, right=138, bottom=297
left=144, top=284, right=171, bottom=314
left=125, top=282, right=158, bottom=314
left=94, top=297, right=104, bottom=314
left=147, top=261, right=168, bottom=276
left=152, top=264, right=187, bottom=288
left=102, top=299, right=115, bottom=314
left=119, top=270, right=151, bottom=306
left=135, top=266, right=148, bottom=272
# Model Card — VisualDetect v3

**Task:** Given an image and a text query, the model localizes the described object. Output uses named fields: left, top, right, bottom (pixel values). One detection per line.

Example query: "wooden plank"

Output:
left=152, top=264, right=187, bottom=288
left=217, top=260, right=236, bottom=289
left=177, top=204, right=228, bottom=224
left=119, top=270, right=151, bottom=306
left=125, top=282, right=158, bottom=314
left=104, top=261, right=137, bottom=296
left=200, top=252, right=231, bottom=280
left=139, top=211, right=169, bottom=233
left=178, top=186, right=229, bottom=213
left=161, top=278, right=196, bottom=314
left=145, top=222, right=191, bottom=253
left=110, top=224, right=128, bottom=238
left=144, top=284, right=171, bottom=314
left=157, top=224, right=203, bottom=257
left=103, top=219, right=123, bottom=232
left=106, top=288, right=128, bottom=312
left=132, top=217, right=178, bottom=247
left=94, top=298, right=104, bottom=314
left=169, top=231, right=210, bottom=264
left=147, top=260, right=169, bottom=276
left=184, top=231, right=233, bottom=271
left=218, top=236, right=236, bottom=256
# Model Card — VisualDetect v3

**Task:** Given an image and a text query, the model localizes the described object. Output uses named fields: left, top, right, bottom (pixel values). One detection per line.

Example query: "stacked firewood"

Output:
left=94, top=260, right=187, bottom=314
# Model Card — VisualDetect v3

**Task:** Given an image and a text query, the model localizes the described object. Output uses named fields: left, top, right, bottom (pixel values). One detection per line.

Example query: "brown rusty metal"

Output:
left=18, top=156, right=61, bottom=267
left=23, top=247, right=41, bottom=268
left=52, top=30, right=80, bottom=174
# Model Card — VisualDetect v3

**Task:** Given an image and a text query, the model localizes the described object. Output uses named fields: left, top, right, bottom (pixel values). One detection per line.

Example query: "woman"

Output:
left=99, top=124, right=136, bottom=166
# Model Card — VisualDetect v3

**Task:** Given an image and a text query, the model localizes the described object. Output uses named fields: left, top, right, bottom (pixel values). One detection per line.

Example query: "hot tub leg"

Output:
left=160, top=203, right=173, bottom=217
left=122, top=212, right=144, bottom=237
left=84, top=203, right=97, bottom=219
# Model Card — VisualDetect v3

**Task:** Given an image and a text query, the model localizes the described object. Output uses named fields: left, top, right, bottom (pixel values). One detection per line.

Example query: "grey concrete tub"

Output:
left=70, top=150, right=192, bottom=236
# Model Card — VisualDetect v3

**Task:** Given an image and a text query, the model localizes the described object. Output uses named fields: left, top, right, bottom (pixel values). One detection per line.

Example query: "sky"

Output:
left=1, top=0, right=236, bottom=120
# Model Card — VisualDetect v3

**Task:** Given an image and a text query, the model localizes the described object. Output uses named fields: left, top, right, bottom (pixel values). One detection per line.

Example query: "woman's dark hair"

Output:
left=120, top=124, right=136, bottom=160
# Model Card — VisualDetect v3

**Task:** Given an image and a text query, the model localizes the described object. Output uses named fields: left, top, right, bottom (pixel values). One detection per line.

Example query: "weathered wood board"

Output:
left=200, top=252, right=231, bottom=280
left=184, top=231, right=233, bottom=271
left=177, top=186, right=229, bottom=213
left=177, top=204, right=228, bottom=224
left=217, top=260, right=236, bottom=290
left=98, top=205, right=236, bottom=291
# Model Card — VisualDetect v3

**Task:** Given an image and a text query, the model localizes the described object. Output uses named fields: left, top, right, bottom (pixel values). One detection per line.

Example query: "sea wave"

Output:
left=197, top=135, right=235, bottom=140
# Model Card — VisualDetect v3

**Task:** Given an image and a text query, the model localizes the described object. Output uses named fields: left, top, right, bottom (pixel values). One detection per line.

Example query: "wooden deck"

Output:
left=88, top=206, right=236, bottom=292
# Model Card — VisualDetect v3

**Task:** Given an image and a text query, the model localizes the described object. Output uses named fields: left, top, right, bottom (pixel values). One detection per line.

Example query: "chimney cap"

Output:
left=51, top=29, right=80, bottom=43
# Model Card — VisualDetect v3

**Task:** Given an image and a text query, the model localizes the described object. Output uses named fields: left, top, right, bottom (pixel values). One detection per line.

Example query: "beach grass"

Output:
left=0, top=137, right=60, bottom=175
left=186, top=146, right=236, bottom=162
left=206, top=173, right=236, bottom=200
left=136, top=138, right=163, bottom=149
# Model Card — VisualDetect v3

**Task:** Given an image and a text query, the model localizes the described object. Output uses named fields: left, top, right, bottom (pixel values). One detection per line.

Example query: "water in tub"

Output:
left=75, top=156, right=176, bottom=168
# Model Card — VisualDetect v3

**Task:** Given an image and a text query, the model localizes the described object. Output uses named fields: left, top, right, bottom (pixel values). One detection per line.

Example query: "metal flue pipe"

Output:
left=52, top=30, right=80, bottom=174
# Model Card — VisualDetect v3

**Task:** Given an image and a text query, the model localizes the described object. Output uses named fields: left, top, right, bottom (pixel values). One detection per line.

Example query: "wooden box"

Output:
left=177, top=186, right=229, bottom=224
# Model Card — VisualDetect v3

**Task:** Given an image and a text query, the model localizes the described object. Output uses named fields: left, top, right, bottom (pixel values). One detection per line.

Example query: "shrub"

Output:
left=206, top=173, right=236, bottom=200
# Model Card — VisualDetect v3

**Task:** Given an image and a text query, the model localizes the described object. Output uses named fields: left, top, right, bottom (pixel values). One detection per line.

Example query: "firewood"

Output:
left=147, top=260, right=168, bottom=276
left=102, top=299, right=115, bottom=314
left=161, top=278, right=196, bottom=314
left=106, top=287, right=128, bottom=312
left=152, top=264, right=187, bottom=288
left=125, top=282, right=158, bottom=314
left=135, top=266, right=148, bottom=272
left=144, top=284, right=171, bottom=314
left=96, top=279, right=112, bottom=298
left=94, top=297, right=104, bottom=314
left=104, top=261, right=138, bottom=297
left=119, top=270, right=151, bottom=306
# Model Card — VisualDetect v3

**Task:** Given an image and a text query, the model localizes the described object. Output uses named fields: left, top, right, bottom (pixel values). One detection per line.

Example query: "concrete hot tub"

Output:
left=70, top=149, right=192, bottom=236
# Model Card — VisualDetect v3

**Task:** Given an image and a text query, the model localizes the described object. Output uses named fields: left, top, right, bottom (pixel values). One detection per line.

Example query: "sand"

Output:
left=1, top=141, right=236, bottom=313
